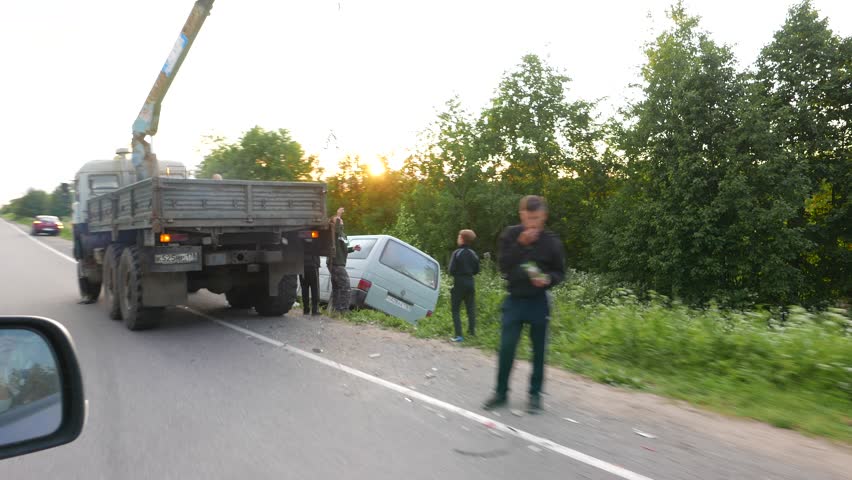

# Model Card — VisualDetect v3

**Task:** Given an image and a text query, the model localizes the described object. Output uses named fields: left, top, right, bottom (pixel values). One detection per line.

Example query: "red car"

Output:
left=31, top=215, right=64, bottom=236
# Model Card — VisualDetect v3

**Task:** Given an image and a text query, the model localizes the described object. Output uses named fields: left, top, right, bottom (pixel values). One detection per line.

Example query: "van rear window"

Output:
left=379, top=240, right=439, bottom=290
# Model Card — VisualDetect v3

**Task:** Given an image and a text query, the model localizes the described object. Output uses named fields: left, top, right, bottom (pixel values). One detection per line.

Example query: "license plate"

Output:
left=386, top=295, right=412, bottom=311
left=155, top=252, right=199, bottom=265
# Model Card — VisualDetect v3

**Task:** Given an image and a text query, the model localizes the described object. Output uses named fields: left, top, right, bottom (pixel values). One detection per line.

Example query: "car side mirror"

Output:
left=0, top=316, right=85, bottom=460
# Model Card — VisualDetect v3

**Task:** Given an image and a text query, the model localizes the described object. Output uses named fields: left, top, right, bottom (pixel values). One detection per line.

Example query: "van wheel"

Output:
left=102, top=245, right=124, bottom=320
left=253, top=275, right=297, bottom=317
left=118, top=246, right=160, bottom=330
left=77, top=260, right=101, bottom=303
left=226, top=288, right=253, bottom=309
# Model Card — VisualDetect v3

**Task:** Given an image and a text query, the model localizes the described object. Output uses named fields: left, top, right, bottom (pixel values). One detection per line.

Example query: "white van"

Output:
left=318, top=235, right=441, bottom=324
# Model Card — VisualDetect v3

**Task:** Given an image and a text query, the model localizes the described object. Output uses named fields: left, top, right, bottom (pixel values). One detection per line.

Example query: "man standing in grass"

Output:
left=449, top=229, right=480, bottom=342
left=483, top=196, right=565, bottom=414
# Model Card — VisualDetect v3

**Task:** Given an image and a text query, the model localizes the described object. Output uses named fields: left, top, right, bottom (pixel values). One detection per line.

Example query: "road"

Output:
left=0, top=221, right=849, bottom=480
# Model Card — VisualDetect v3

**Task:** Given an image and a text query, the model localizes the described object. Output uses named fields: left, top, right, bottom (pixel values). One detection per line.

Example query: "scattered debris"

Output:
left=425, top=372, right=436, bottom=379
left=312, top=348, right=323, bottom=353
left=461, top=426, right=471, bottom=432
left=562, top=417, right=580, bottom=424
left=633, top=428, right=657, bottom=439
left=511, top=409, right=524, bottom=417
left=404, top=397, right=413, bottom=403
left=483, top=421, right=497, bottom=429
left=369, top=353, right=381, bottom=358
left=431, top=367, right=438, bottom=371
left=642, top=445, right=656, bottom=452
left=488, top=429, right=505, bottom=439
left=437, top=413, right=447, bottom=420
left=528, top=445, right=543, bottom=453
left=493, top=411, right=502, bottom=417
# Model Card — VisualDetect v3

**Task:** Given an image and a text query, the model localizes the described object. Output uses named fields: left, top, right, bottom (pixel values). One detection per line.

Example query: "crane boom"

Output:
left=131, top=0, right=215, bottom=181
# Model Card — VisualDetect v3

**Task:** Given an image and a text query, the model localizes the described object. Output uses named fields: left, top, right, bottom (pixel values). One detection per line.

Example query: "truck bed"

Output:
left=86, top=177, right=328, bottom=233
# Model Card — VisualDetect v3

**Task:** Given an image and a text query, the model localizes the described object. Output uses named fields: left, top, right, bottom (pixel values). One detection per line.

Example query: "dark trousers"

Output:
left=451, top=278, right=476, bottom=337
left=329, top=265, right=351, bottom=312
left=299, top=267, right=319, bottom=314
left=495, top=294, right=549, bottom=397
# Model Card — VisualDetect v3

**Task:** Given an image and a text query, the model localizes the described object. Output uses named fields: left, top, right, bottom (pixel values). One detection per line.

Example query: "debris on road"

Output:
left=404, top=397, right=413, bottom=403
left=369, top=353, right=381, bottom=358
left=642, top=445, right=657, bottom=452
left=431, top=367, right=438, bottom=371
left=563, top=417, right=580, bottom=424
left=528, top=445, right=543, bottom=453
left=483, top=421, right=496, bottom=429
left=461, top=426, right=471, bottom=432
left=453, top=448, right=509, bottom=458
left=511, top=409, right=524, bottom=417
left=425, top=372, right=436, bottom=379
left=633, top=428, right=657, bottom=439
left=312, top=348, right=323, bottom=353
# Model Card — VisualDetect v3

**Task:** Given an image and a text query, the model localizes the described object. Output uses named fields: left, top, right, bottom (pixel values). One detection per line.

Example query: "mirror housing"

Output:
left=0, top=316, right=85, bottom=460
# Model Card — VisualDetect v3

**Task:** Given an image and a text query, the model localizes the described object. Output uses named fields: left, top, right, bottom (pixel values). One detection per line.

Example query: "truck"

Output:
left=72, top=0, right=333, bottom=330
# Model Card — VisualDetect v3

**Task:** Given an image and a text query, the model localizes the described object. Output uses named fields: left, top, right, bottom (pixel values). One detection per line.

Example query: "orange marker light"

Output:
left=311, top=231, right=320, bottom=239
left=160, top=234, right=172, bottom=243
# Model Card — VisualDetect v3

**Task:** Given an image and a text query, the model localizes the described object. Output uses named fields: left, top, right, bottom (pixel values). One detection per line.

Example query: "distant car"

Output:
left=30, top=216, right=63, bottom=236
left=318, top=235, right=441, bottom=324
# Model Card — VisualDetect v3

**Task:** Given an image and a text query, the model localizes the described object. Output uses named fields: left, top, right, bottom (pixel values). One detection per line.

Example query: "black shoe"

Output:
left=482, top=394, right=508, bottom=411
left=527, top=394, right=543, bottom=415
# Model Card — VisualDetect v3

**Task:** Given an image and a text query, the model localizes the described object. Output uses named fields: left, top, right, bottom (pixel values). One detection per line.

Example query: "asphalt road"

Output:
left=0, top=221, right=848, bottom=480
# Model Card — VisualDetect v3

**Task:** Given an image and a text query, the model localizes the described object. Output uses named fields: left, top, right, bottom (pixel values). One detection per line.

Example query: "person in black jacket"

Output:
left=300, top=251, right=321, bottom=316
left=483, top=195, right=565, bottom=414
left=449, top=229, right=480, bottom=342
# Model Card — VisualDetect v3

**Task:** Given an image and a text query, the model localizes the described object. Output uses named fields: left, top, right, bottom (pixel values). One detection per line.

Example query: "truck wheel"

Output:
left=253, top=274, right=297, bottom=317
left=226, top=288, right=253, bottom=309
left=77, top=260, right=101, bottom=304
left=102, top=245, right=124, bottom=320
left=118, top=246, right=160, bottom=330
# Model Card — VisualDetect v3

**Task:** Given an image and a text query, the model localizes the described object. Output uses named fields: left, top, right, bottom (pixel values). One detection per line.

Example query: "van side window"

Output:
left=379, top=240, right=439, bottom=290
left=348, top=238, right=378, bottom=260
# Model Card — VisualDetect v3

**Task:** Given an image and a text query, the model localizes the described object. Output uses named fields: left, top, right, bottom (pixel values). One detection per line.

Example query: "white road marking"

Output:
left=9, top=224, right=655, bottom=480
left=183, top=305, right=655, bottom=480
left=5, top=221, right=76, bottom=264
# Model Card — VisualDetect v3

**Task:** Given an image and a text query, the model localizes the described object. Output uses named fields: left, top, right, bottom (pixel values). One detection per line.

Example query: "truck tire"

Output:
left=253, top=274, right=297, bottom=317
left=118, top=246, right=161, bottom=331
left=102, top=244, right=124, bottom=320
left=226, top=288, right=253, bottom=309
left=77, top=260, right=101, bottom=303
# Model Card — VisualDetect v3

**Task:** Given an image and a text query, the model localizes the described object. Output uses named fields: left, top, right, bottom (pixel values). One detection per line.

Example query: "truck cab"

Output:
left=71, top=149, right=187, bottom=225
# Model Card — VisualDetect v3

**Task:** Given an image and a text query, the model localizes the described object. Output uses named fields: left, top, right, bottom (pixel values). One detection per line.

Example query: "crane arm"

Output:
left=131, top=0, right=215, bottom=181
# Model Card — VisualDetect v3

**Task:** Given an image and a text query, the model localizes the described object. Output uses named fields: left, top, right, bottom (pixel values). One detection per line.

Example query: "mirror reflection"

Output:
left=0, top=329, right=62, bottom=446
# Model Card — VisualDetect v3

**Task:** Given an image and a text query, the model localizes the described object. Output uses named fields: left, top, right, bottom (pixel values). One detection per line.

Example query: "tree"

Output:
left=12, top=189, right=50, bottom=219
left=755, top=1, right=851, bottom=302
left=595, top=4, right=810, bottom=304
left=478, top=54, right=606, bottom=268
left=196, top=126, right=315, bottom=181
left=48, top=183, right=72, bottom=218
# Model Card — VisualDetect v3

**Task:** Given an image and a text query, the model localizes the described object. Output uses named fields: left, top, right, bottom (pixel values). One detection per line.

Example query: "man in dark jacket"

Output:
left=483, top=195, right=565, bottom=414
left=300, top=251, right=321, bottom=316
left=328, top=207, right=360, bottom=315
left=449, top=229, right=480, bottom=342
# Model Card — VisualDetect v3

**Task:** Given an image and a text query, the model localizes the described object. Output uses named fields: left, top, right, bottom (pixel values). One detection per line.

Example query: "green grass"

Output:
left=346, top=264, right=852, bottom=443
left=2, top=213, right=72, bottom=240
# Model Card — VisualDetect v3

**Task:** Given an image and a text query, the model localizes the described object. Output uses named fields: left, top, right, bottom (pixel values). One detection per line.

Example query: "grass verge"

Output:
left=345, top=266, right=852, bottom=443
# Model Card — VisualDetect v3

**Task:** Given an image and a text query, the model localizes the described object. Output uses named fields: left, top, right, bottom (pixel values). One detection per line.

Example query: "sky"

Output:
left=1, top=0, right=850, bottom=205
